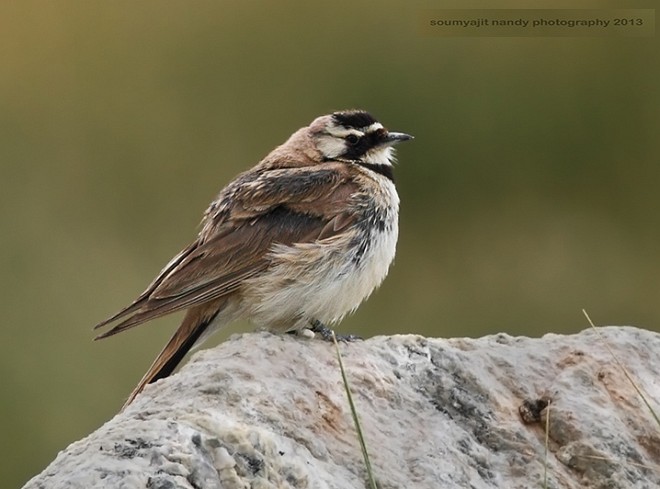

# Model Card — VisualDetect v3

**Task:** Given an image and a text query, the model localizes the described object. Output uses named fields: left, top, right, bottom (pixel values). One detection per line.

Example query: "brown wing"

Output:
left=94, top=163, right=359, bottom=339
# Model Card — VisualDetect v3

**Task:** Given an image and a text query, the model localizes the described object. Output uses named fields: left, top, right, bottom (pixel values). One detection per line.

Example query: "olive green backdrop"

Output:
left=2, top=1, right=658, bottom=486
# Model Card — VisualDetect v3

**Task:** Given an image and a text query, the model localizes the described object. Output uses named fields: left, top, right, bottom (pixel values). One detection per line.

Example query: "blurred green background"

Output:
left=2, top=1, right=658, bottom=486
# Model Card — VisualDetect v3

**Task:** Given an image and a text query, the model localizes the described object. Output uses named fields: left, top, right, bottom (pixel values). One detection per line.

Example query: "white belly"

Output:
left=244, top=179, right=399, bottom=331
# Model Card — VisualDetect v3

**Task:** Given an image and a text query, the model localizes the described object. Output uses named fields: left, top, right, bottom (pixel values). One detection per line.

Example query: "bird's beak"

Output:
left=383, top=131, right=414, bottom=145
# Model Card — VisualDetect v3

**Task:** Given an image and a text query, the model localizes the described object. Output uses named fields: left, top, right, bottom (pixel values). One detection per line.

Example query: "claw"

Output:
left=309, top=319, right=362, bottom=342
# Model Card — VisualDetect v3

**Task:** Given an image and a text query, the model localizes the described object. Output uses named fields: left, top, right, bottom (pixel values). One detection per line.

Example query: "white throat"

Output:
left=363, top=146, right=395, bottom=165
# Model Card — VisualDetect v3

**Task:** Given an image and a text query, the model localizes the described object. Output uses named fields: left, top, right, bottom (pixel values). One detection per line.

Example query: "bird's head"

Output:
left=309, top=110, right=413, bottom=166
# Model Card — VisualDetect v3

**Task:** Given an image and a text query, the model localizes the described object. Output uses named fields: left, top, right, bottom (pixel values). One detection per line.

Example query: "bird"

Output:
left=94, top=109, right=413, bottom=408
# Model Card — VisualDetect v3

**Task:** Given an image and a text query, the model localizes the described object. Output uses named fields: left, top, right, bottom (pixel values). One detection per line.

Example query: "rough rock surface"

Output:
left=23, top=327, right=660, bottom=489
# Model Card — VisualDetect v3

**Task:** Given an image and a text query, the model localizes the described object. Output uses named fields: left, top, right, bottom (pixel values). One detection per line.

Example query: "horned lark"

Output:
left=95, top=110, right=413, bottom=407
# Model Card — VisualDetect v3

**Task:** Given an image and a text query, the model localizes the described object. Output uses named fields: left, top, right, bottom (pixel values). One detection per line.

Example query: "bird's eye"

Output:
left=346, top=134, right=360, bottom=145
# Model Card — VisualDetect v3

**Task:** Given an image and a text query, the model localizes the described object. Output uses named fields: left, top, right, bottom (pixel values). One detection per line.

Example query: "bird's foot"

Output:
left=309, top=319, right=362, bottom=342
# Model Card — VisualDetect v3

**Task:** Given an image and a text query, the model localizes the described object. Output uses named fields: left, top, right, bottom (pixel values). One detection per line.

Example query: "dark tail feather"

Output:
left=121, top=305, right=219, bottom=409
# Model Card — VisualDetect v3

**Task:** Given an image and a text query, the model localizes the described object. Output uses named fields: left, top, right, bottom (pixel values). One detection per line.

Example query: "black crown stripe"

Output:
left=332, top=110, right=378, bottom=130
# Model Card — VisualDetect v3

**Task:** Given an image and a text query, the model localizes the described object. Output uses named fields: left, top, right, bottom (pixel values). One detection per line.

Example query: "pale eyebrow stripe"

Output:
left=363, top=122, right=383, bottom=132
left=327, top=122, right=382, bottom=137
left=327, top=126, right=364, bottom=138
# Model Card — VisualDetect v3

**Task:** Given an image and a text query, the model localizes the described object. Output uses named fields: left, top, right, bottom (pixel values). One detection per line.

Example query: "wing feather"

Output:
left=94, top=163, right=360, bottom=338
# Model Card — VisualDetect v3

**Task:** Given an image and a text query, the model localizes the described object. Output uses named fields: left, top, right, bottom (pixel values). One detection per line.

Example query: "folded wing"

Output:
left=94, top=163, right=359, bottom=339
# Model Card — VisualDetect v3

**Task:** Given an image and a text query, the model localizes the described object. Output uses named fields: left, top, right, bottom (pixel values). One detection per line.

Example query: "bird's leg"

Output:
left=309, top=319, right=362, bottom=342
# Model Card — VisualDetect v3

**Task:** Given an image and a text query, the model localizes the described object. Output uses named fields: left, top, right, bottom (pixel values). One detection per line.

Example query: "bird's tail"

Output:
left=121, top=303, right=221, bottom=409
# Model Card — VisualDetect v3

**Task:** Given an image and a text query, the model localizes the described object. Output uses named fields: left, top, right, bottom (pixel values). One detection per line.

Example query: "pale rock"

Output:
left=23, top=327, right=660, bottom=489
